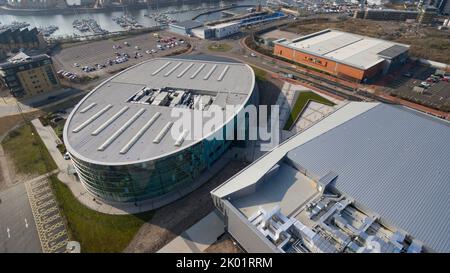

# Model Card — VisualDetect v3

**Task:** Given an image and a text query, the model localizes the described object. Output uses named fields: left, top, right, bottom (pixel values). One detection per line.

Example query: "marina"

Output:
left=72, top=18, right=109, bottom=35
left=0, top=0, right=265, bottom=38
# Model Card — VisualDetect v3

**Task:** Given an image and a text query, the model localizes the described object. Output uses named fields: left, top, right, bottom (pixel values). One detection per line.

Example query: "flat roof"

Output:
left=0, top=53, right=50, bottom=69
left=275, top=29, right=410, bottom=70
left=287, top=104, right=450, bottom=252
left=64, top=56, right=255, bottom=165
left=232, top=163, right=318, bottom=219
left=209, top=21, right=240, bottom=29
left=169, top=20, right=203, bottom=30
left=212, top=102, right=450, bottom=252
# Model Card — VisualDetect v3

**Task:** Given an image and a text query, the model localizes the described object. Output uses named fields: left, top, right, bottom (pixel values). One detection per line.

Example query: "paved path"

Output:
left=0, top=145, right=13, bottom=191
left=158, top=210, right=224, bottom=253
left=31, top=119, right=68, bottom=172
left=0, top=88, right=85, bottom=118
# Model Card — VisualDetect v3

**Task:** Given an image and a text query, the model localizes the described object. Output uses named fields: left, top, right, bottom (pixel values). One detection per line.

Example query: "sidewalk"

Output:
left=157, top=210, right=225, bottom=253
left=0, top=88, right=85, bottom=118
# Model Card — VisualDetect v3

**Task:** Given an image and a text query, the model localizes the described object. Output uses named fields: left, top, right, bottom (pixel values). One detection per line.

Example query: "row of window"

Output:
left=70, top=138, right=230, bottom=202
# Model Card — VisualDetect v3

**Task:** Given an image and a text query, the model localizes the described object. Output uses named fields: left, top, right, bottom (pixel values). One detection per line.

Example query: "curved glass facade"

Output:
left=66, top=63, right=257, bottom=204
left=71, top=135, right=232, bottom=203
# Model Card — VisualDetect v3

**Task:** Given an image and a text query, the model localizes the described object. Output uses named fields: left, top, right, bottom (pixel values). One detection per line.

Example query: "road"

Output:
left=0, top=183, right=42, bottom=253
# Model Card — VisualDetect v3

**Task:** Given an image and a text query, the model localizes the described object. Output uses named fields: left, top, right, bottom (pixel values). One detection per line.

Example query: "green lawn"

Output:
left=49, top=176, right=154, bottom=253
left=2, top=123, right=57, bottom=175
left=207, top=42, right=232, bottom=52
left=284, top=91, right=335, bottom=130
left=251, top=66, right=267, bottom=82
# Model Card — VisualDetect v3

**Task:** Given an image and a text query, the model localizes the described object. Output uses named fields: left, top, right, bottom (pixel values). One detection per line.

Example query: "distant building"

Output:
left=0, top=53, right=60, bottom=99
left=211, top=102, right=450, bottom=253
left=417, top=6, right=439, bottom=24
left=0, top=28, right=46, bottom=60
left=354, top=8, right=419, bottom=21
left=273, top=29, right=410, bottom=82
left=63, top=56, right=257, bottom=204
left=80, top=0, right=96, bottom=6
left=354, top=7, right=437, bottom=24
left=168, top=20, right=204, bottom=36
left=170, top=12, right=286, bottom=40
left=6, top=0, right=67, bottom=9
left=435, top=0, right=450, bottom=14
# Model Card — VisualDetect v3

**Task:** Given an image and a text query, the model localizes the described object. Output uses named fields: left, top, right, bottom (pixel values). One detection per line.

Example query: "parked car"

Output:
left=63, top=152, right=70, bottom=160
left=420, top=82, right=431, bottom=88
left=402, top=72, right=412, bottom=77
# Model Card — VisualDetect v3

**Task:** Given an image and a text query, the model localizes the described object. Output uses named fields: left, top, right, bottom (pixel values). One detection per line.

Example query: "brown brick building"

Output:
left=273, top=29, right=410, bottom=82
left=0, top=53, right=60, bottom=99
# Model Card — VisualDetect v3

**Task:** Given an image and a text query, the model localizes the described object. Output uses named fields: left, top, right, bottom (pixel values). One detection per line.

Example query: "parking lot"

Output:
left=385, top=65, right=450, bottom=112
left=53, top=31, right=189, bottom=80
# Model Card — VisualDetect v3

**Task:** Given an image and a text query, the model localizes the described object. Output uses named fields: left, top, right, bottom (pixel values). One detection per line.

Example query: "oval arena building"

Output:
left=63, top=56, right=257, bottom=204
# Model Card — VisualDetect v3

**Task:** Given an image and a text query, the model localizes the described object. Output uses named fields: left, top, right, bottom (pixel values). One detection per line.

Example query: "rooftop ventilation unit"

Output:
left=91, top=106, right=129, bottom=136
left=217, top=65, right=230, bottom=81
left=119, top=112, right=161, bottom=154
left=151, top=61, right=172, bottom=76
left=177, top=63, right=194, bottom=78
left=97, top=108, right=146, bottom=151
left=153, top=122, right=173, bottom=144
left=164, top=62, right=183, bottom=77
left=174, top=130, right=189, bottom=147
left=204, top=64, right=218, bottom=80
left=190, top=63, right=206, bottom=79
left=80, top=103, right=97, bottom=113
left=73, top=104, right=113, bottom=133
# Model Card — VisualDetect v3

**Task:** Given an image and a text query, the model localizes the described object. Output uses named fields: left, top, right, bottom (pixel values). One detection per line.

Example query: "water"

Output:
left=0, top=0, right=266, bottom=38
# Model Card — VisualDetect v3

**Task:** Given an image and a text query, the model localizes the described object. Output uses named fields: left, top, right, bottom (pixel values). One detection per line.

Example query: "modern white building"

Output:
left=212, top=102, right=450, bottom=253
left=64, top=56, right=257, bottom=205
left=210, top=21, right=241, bottom=39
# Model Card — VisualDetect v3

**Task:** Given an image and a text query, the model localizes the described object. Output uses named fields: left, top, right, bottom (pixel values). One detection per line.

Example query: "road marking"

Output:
left=25, top=218, right=29, bottom=228
left=6, top=227, right=10, bottom=238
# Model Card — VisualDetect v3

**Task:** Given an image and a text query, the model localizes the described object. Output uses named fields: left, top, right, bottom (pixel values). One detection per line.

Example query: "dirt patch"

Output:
left=204, top=233, right=243, bottom=253
left=0, top=111, right=45, bottom=138
left=0, top=144, right=34, bottom=191
left=124, top=160, right=249, bottom=253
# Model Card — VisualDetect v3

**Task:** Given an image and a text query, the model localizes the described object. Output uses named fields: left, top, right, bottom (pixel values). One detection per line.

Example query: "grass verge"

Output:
left=251, top=65, right=267, bottom=82
left=49, top=175, right=154, bottom=253
left=2, top=123, right=57, bottom=175
left=284, top=91, right=335, bottom=130
left=208, top=42, right=232, bottom=52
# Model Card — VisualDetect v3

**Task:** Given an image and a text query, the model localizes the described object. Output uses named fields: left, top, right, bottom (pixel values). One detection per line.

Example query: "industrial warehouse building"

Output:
left=64, top=56, right=257, bottom=204
left=211, top=102, right=450, bottom=253
left=170, top=11, right=286, bottom=40
left=273, top=29, right=410, bottom=82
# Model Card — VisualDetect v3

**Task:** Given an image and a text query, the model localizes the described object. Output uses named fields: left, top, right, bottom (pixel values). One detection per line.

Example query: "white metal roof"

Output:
left=64, top=57, right=255, bottom=165
left=211, top=102, right=378, bottom=198
left=278, top=29, right=410, bottom=69
left=212, top=102, right=450, bottom=252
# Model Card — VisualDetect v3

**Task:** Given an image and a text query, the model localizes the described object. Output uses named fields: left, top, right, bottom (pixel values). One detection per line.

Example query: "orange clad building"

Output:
left=273, top=29, right=410, bottom=82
